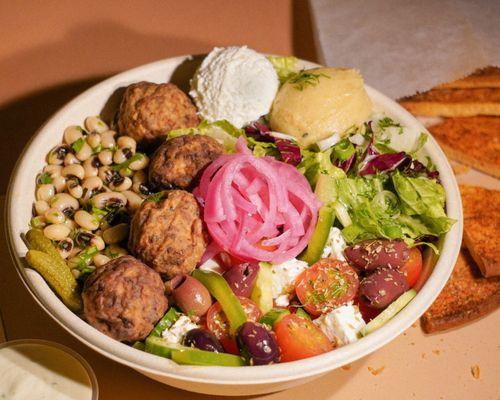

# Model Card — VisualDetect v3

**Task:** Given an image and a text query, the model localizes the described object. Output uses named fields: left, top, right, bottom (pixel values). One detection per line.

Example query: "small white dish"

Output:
left=6, top=55, right=462, bottom=396
left=0, top=339, right=98, bottom=399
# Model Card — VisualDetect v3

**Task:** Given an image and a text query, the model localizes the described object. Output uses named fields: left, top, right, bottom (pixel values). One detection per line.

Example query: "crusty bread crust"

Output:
left=421, top=250, right=500, bottom=333
left=428, top=117, right=500, bottom=179
left=399, top=87, right=500, bottom=117
left=401, top=102, right=500, bottom=117
left=460, top=185, right=500, bottom=277
left=436, top=66, right=500, bottom=89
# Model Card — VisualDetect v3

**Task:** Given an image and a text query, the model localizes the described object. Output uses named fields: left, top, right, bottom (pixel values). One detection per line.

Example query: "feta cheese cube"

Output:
left=161, top=315, right=198, bottom=344
left=321, top=227, right=346, bottom=261
left=271, top=258, right=309, bottom=307
left=313, top=304, right=366, bottom=346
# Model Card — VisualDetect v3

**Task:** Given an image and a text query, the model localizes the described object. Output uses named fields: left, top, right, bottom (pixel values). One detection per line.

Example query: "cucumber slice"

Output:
left=260, top=308, right=290, bottom=328
left=360, top=289, right=417, bottom=337
left=145, top=336, right=183, bottom=359
left=145, top=336, right=245, bottom=366
left=250, top=262, right=274, bottom=314
left=171, top=348, right=245, bottom=367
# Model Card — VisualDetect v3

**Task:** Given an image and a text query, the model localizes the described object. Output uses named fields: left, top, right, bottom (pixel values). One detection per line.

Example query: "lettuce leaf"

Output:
left=392, top=172, right=455, bottom=234
left=246, top=137, right=280, bottom=158
left=392, top=172, right=446, bottom=218
left=333, top=173, right=455, bottom=247
left=267, top=56, right=298, bottom=84
left=167, top=120, right=244, bottom=152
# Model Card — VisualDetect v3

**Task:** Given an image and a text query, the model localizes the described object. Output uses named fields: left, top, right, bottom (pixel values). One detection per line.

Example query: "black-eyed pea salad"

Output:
left=28, top=115, right=150, bottom=284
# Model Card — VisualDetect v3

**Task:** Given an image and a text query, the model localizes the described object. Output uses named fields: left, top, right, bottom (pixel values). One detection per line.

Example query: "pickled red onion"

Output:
left=195, top=137, right=320, bottom=263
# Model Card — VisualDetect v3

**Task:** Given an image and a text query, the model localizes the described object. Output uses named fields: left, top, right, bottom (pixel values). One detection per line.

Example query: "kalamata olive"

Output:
left=345, top=239, right=409, bottom=271
left=184, top=328, right=225, bottom=353
left=237, top=321, right=280, bottom=365
left=359, top=267, right=409, bottom=309
left=171, top=274, right=212, bottom=316
left=223, top=263, right=259, bottom=297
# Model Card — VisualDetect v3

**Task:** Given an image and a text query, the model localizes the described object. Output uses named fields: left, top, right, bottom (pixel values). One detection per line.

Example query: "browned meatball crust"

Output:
left=149, top=135, right=223, bottom=189
left=117, top=82, right=199, bottom=148
left=128, top=190, right=206, bottom=278
left=82, top=256, right=168, bottom=342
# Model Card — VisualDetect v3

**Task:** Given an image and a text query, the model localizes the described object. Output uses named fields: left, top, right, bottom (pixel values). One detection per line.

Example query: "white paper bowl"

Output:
left=6, top=55, right=462, bottom=396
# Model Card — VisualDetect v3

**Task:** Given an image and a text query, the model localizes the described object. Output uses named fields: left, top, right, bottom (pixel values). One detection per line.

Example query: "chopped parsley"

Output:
left=147, top=191, right=166, bottom=203
left=71, top=137, right=86, bottom=153
left=38, top=172, right=53, bottom=184
left=378, top=117, right=403, bottom=135
left=111, top=153, right=144, bottom=171
left=289, top=70, right=329, bottom=91
left=91, top=144, right=103, bottom=154
left=74, top=245, right=99, bottom=272
left=84, top=203, right=123, bottom=226
left=410, top=132, right=428, bottom=156
left=425, top=156, right=436, bottom=171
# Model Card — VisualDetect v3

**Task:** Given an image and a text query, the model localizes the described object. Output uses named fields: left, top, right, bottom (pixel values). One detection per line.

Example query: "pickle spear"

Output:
left=26, top=229, right=68, bottom=270
left=26, top=250, right=82, bottom=312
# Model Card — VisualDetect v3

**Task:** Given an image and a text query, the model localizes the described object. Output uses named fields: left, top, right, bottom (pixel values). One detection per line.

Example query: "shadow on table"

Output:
left=292, top=0, right=319, bottom=63
left=0, top=20, right=212, bottom=195
left=0, top=77, right=110, bottom=190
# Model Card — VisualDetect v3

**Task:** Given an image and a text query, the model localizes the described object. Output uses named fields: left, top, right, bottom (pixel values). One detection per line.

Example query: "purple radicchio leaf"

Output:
left=357, top=130, right=408, bottom=175
left=358, top=152, right=408, bottom=176
left=398, top=158, right=440, bottom=181
left=244, top=120, right=302, bottom=166
left=245, top=121, right=273, bottom=141
left=357, top=121, right=440, bottom=179
left=274, top=139, right=302, bottom=165
left=335, top=152, right=356, bottom=173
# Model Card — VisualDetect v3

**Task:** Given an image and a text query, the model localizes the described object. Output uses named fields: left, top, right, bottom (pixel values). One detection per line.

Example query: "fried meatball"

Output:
left=149, top=135, right=223, bottom=189
left=82, top=256, right=168, bottom=342
left=117, top=82, right=199, bottom=149
left=128, top=190, right=206, bottom=278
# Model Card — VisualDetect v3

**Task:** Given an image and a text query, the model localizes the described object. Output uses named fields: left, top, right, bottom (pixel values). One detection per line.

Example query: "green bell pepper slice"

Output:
left=149, top=307, right=180, bottom=338
left=192, top=269, right=247, bottom=335
left=299, top=205, right=335, bottom=265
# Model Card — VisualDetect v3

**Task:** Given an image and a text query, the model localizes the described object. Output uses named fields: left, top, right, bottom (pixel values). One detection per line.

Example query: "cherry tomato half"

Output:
left=295, top=259, right=359, bottom=316
left=399, top=247, right=423, bottom=287
left=206, top=297, right=262, bottom=340
left=274, top=314, right=334, bottom=362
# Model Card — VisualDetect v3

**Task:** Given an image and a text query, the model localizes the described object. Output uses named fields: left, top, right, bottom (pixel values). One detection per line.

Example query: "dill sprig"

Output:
left=289, top=70, right=330, bottom=91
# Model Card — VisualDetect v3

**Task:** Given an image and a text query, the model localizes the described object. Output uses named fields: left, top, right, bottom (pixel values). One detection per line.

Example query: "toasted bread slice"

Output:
left=427, top=116, right=500, bottom=178
left=460, top=185, right=500, bottom=277
left=436, top=66, right=500, bottom=89
left=421, top=249, right=500, bottom=333
left=399, top=88, right=500, bottom=117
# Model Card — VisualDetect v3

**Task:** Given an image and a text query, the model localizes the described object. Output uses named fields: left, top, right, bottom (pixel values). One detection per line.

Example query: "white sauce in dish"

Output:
left=0, top=342, right=94, bottom=400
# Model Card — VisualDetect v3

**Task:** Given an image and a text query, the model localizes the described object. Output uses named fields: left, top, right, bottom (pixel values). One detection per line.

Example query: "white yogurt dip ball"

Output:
left=190, top=46, right=279, bottom=128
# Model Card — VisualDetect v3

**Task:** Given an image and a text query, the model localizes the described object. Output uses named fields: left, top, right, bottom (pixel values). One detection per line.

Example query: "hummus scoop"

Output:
left=269, top=67, right=372, bottom=147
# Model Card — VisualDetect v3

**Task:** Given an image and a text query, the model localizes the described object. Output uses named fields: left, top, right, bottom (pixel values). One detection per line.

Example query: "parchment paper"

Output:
left=310, top=0, right=500, bottom=99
